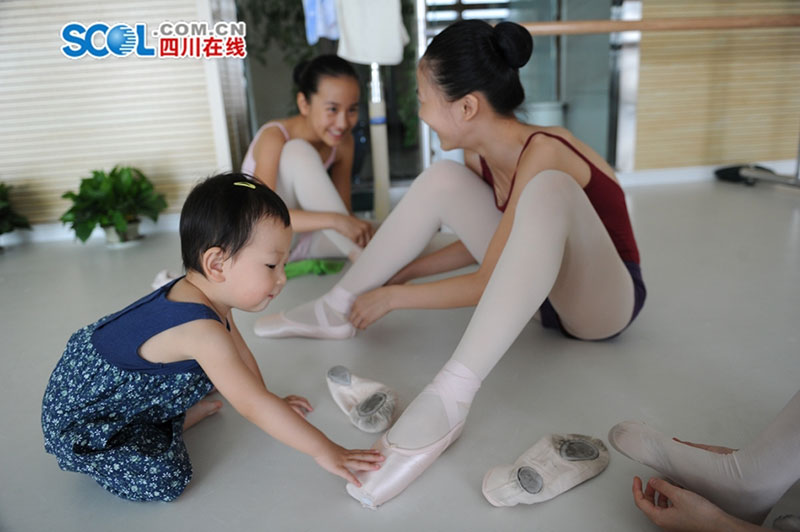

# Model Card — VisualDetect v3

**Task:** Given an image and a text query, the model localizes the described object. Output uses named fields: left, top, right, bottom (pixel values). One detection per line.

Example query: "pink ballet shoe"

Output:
left=345, top=420, right=465, bottom=509
left=254, top=287, right=356, bottom=339
left=346, top=359, right=480, bottom=508
left=347, top=359, right=481, bottom=509
left=253, top=303, right=355, bottom=340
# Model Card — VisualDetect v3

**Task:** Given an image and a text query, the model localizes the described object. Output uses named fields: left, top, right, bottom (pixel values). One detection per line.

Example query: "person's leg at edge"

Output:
left=264, top=160, right=502, bottom=332
left=610, top=389, right=800, bottom=523
left=351, top=170, right=635, bottom=504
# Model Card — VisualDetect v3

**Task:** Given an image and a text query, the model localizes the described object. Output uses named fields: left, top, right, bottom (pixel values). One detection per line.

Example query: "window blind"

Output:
left=0, top=0, right=231, bottom=224
left=635, top=0, right=800, bottom=170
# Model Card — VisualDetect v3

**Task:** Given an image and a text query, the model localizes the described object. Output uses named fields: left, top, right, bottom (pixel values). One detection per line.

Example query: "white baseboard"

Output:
left=3, top=158, right=796, bottom=245
left=618, top=159, right=796, bottom=187
left=0, top=213, right=181, bottom=246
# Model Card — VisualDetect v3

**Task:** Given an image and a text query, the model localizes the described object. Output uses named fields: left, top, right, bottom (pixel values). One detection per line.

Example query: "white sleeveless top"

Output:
left=240, top=122, right=337, bottom=176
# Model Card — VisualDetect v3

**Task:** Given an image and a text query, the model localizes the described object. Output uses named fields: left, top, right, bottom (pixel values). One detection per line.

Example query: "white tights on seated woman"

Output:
left=276, top=139, right=361, bottom=260
left=320, top=161, right=634, bottom=446
left=342, top=162, right=635, bottom=507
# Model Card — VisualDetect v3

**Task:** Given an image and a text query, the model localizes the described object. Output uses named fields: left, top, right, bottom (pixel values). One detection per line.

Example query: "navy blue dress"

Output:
left=41, top=279, right=222, bottom=502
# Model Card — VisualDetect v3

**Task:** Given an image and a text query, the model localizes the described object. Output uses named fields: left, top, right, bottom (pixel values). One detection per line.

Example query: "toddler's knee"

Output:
left=101, top=473, right=189, bottom=502
left=151, top=480, right=189, bottom=502
left=91, top=454, right=192, bottom=502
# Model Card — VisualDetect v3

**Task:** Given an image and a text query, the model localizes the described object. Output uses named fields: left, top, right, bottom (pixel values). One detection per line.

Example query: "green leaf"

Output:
left=75, top=220, right=95, bottom=242
left=111, top=210, right=127, bottom=241
left=0, top=181, right=31, bottom=235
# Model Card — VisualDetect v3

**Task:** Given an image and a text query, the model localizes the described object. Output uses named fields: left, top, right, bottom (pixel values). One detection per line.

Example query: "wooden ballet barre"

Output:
left=519, top=15, right=800, bottom=36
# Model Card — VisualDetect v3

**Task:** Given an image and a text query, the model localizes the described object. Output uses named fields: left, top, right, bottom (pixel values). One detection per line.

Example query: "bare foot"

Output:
left=184, top=399, right=222, bottom=430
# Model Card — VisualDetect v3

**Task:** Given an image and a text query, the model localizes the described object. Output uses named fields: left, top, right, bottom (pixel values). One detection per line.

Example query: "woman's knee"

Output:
left=514, top=170, right=579, bottom=226
left=410, top=160, right=480, bottom=199
left=281, top=138, right=316, bottom=157
left=520, top=170, right=581, bottom=204
left=278, top=138, right=324, bottom=175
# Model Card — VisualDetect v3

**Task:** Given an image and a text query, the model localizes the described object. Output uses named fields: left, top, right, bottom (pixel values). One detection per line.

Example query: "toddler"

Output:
left=41, top=173, right=383, bottom=501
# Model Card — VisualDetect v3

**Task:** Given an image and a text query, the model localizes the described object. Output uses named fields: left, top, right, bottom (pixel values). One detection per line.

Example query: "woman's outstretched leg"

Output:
left=255, top=160, right=502, bottom=338
left=391, top=170, right=634, bottom=446
left=610, top=389, right=800, bottom=524
left=349, top=170, right=636, bottom=506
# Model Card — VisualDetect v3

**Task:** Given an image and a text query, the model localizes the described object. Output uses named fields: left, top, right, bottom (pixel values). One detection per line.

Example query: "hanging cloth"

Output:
left=303, top=0, right=340, bottom=45
left=335, top=0, right=409, bottom=66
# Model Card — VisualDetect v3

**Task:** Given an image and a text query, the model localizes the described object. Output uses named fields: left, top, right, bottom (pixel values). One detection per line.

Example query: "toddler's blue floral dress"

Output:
left=42, top=279, right=221, bottom=501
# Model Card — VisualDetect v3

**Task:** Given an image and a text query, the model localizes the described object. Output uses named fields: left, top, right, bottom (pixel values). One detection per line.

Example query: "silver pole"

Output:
left=416, top=0, right=431, bottom=170
left=369, top=63, right=392, bottom=221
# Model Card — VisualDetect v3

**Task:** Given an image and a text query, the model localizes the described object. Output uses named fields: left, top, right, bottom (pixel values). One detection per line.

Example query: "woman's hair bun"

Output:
left=421, top=19, right=530, bottom=116
left=492, top=21, right=533, bottom=69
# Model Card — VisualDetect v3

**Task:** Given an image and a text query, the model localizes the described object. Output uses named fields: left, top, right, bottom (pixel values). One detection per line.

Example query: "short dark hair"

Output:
left=293, top=54, right=359, bottom=101
left=421, top=20, right=533, bottom=116
left=180, top=172, right=291, bottom=274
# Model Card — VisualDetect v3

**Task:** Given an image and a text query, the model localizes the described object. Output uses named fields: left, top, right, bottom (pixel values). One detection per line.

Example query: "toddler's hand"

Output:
left=283, top=395, right=313, bottom=417
left=314, top=444, right=385, bottom=486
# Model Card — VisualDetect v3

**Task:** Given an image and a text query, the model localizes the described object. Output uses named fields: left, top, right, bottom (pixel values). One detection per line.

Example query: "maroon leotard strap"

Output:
left=478, top=131, right=640, bottom=263
left=479, top=133, right=539, bottom=211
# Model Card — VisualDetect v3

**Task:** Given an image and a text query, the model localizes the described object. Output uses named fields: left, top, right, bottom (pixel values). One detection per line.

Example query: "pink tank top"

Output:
left=240, top=121, right=337, bottom=176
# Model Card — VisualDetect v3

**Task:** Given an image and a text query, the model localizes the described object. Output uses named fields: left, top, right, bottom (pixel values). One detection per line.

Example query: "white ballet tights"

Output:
left=612, top=390, right=800, bottom=524
left=325, top=167, right=634, bottom=452
left=450, top=170, right=635, bottom=377
left=384, top=172, right=629, bottom=452
left=336, top=160, right=502, bottom=293
left=306, top=159, right=501, bottom=332
left=276, top=139, right=361, bottom=260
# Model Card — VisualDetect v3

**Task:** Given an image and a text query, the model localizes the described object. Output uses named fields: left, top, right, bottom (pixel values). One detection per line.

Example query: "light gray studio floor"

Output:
left=1, top=179, right=799, bottom=532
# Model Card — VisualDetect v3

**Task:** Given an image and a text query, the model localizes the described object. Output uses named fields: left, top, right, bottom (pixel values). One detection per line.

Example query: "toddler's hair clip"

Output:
left=233, top=181, right=256, bottom=189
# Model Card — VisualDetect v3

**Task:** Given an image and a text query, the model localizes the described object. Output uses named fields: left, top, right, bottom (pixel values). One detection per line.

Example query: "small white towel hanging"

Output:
left=335, top=0, right=409, bottom=66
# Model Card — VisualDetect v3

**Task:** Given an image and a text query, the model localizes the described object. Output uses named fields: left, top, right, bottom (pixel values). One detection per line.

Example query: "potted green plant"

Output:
left=60, top=166, right=167, bottom=245
left=0, top=182, right=32, bottom=250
